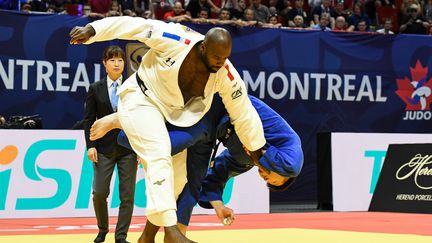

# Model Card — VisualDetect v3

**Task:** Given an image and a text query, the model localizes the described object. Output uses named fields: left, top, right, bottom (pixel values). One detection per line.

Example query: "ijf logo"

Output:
left=396, top=60, right=432, bottom=120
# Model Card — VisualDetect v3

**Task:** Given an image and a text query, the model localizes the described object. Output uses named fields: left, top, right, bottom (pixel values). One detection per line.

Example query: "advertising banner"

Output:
left=0, top=130, right=268, bottom=218
left=369, top=144, right=432, bottom=213
left=331, top=133, right=432, bottom=211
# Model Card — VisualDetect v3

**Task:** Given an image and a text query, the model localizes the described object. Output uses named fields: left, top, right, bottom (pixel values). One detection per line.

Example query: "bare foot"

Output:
left=164, top=226, right=197, bottom=243
left=90, top=113, right=121, bottom=140
left=137, top=220, right=160, bottom=243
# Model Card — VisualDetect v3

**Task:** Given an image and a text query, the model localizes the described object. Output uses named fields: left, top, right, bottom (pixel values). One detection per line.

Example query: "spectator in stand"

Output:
left=269, top=13, right=281, bottom=24
left=292, top=14, right=308, bottom=28
left=218, top=7, right=232, bottom=20
left=214, top=7, right=242, bottom=25
left=186, top=0, right=212, bottom=18
left=278, top=0, right=292, bottom=20
left=88, top=0, right=112, bottom=15
left=399, top=0, right=420, bottom=21
left=333, top=0, right=351, bottom=20
left=220, top=0, right=240, bottom=13
left=193, top=0, right=225, bottom=18
left=192, top=6, right=211, bottom=22
left=152, top=0, right=165, bottom=19
left=376, top=18, right=394, bottom=34
left=311, top=0, right=335, bottom=26
left=21, top=3, right=31, bottom=12
left=356, top=19, right=369, bottom=32
left=215, top=0, right=230, bottom=18
left=241, top=8, right=260, bottom=26
left=82, top=3, right=106, bottom=18
left=106, top=0, right=122, bottom=16
left=163, top=1, right=192, bottom=21
left=286, top=0, right=311, bottom=27
left=83, top=4, right=92, bottom=15
left=333, top=15, right=351, bottom=31
left=347, top=4, right=370, bottom=31
left=249, top=0, right=271, bottom=23
left=262, top=13, right=283, bottom=27
left=311, top=12, right=332, bottom=30
left=82, top=4, right=98, bottom=17
left=400, top=3, right=429, bottom=34
left=199, top=6, right=211, bottom=18
left=231, top=0, right=247, bottom=19
left=219, top=6, right=246, bottom=25
left=267, top=0, right=278, bottom=15
left=47, top=4, right=57, bottom=13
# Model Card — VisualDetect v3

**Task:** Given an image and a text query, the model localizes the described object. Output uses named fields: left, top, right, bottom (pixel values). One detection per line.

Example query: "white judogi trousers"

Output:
left=117, top=77, right=187, bottom=227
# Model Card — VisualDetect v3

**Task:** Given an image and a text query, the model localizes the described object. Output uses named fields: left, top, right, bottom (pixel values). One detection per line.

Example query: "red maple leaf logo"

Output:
left=395, top=60, right=432, bottom=110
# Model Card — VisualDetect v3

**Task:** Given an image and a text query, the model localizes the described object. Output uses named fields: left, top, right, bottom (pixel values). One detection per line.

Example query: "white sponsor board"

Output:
left=0, top=130, right=268, bottom=219
left=331, top=132, right=432, bottom=211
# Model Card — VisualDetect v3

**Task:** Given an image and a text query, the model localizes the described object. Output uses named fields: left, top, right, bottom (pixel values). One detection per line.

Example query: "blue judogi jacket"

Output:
left=117, top=95, right=303, bottom=224
left=198, top=96, right=303, bottom=208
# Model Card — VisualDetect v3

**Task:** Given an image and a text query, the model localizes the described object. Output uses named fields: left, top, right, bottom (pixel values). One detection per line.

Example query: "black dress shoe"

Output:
left=94, top=232, right=107, bottom=243
left=115, top=239, right=130, bottom=243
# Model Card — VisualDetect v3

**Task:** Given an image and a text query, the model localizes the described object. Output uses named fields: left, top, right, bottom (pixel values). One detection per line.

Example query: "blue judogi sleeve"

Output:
left=250, top=95, right=303, bottom=177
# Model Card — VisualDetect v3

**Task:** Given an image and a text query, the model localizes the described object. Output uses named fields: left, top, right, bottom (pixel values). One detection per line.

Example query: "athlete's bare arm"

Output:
left=69, top=25, right=95, bottom=44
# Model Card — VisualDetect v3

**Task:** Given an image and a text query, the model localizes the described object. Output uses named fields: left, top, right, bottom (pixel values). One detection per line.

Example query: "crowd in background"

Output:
left=1, top=0, right=431, bottom=35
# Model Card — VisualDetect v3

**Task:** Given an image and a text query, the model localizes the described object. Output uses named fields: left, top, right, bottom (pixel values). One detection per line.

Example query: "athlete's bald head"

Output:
left=200, top=27, right=232, bottom=73
left=203, top=27, right=232, bottom=47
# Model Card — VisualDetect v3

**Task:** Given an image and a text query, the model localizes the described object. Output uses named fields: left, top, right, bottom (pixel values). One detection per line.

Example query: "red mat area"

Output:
left=0, top=212, right=431, bottom=236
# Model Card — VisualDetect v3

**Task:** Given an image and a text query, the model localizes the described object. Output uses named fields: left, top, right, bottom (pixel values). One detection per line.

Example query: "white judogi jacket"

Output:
left=86, top=16, right=265, bottom=151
